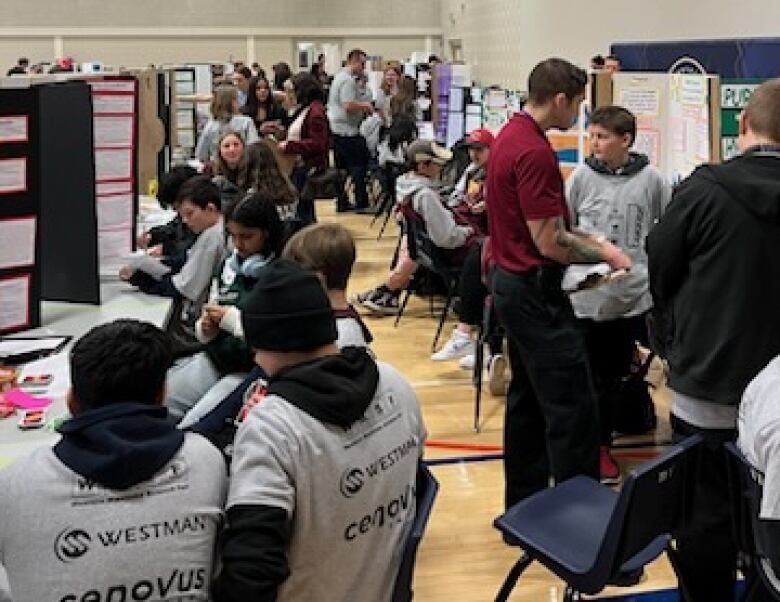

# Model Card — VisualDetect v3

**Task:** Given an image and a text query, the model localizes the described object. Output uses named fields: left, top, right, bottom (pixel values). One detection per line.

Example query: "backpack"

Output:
left=611, top=351, right=658, bottom=436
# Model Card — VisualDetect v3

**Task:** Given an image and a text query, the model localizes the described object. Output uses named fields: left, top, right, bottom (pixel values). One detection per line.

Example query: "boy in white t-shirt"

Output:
left=213, top=260, right=426, bottom=601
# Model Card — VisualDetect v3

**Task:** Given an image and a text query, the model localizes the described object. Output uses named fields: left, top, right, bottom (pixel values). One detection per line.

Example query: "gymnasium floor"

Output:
left=320, top=201, right=680, bottom=601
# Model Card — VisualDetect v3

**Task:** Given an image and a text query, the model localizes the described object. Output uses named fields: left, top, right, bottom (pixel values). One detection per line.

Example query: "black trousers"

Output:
left=332, top=134, right=369, bottom=208
left=492, top=266, right=600, bottom=508
left=459, top=242, right=502, bottom=355
left=580, top=315, right=646, bottom=444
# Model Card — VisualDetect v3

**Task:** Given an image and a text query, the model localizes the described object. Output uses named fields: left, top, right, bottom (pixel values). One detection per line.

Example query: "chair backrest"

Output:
left=397, top=198, right=451, bottom=275
left=726, top=441, right=780, bottom=597
left=598, top=434, right=702, bottom=579
left=391, top=463, right=439, bottom=602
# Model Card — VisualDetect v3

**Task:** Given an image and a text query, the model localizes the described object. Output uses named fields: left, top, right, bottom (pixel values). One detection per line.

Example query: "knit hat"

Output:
left=406, top=139, right=453, bottom=165
left=241, top=259, right=337, bottom=351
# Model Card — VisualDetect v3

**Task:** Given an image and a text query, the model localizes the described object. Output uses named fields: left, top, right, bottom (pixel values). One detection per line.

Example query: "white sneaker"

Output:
left=431, top=330, right=474, bottom=361
left=458, top=349, right=490, bottom=370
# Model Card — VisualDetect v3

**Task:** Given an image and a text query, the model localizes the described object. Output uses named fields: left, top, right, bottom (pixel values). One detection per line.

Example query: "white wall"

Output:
left=442, top=0, right=780, bottom=89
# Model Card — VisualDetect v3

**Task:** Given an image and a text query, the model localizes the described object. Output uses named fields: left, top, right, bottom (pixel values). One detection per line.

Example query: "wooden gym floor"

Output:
left=319, top=201, right=680, bottom=601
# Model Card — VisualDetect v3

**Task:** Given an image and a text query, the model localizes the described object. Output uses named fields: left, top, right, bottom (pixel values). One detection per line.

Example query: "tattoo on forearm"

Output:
left=554, top=219, right=605, bottom=263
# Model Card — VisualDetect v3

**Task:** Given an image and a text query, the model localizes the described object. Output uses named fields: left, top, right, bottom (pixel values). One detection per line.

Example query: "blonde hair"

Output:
left=282, top=223, right=356, bottom=290
left=210, top=85, right=238, bottom=122
left=381, top=65, right=402, bottom=96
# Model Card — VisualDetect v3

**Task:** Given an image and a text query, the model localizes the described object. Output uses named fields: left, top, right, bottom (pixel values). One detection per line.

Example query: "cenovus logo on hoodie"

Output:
left=54, top=527, right=92, bottom=562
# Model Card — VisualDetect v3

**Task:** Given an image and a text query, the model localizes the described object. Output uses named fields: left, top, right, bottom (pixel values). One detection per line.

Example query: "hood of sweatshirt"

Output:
left=267, top=346, right=379, bottom=429
left=54, top=403, right=184, bottom=490
left=396, top=172, right=440, bottom=200
left=696, top=145, right=780, bottom=222
left=585, top=152, right=649, bottom=176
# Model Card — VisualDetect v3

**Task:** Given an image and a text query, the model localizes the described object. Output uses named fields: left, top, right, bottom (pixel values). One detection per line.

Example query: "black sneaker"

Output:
left=364, top=291, right=400, bottom=315
left=353, top=287, right=382, bottom=307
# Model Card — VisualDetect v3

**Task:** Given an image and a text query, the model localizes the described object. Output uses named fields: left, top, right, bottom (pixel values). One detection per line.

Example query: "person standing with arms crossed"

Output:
left=486, top=58, right=632, bottom=515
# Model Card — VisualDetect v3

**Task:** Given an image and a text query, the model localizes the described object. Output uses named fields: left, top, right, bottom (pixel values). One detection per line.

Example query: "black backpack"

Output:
left=611, top=351, right=658, bottom=435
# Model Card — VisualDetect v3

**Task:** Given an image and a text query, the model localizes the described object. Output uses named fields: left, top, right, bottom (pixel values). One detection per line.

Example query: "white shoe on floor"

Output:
left=431, top=330, right=474, bottom=361
left=458, top=348, right=490, bottom=370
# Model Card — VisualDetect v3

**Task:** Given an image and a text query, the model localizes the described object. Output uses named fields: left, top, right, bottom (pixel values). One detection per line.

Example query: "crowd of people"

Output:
left=2, top=44, right=780, bottom=602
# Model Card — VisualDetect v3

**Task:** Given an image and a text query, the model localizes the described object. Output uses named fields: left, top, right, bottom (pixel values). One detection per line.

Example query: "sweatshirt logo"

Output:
left=53, top=516, right=210, bottom=563
left=339, top=437, right=418, bottom=499
left=54, top=528, right=92, bottom=562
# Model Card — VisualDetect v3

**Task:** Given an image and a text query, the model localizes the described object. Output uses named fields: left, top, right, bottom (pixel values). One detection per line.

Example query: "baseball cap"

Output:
left=466, top=128, right=495, bottom=148
left=406, top=140, right=453, bottom=165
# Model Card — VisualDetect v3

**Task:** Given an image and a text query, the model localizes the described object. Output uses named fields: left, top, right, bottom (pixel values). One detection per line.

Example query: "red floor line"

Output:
left=425, top=440, right=662, bottom=461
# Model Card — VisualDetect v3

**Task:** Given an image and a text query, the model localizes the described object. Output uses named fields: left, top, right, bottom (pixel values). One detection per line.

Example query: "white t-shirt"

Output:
left=228, top=361, right=426, bottom=602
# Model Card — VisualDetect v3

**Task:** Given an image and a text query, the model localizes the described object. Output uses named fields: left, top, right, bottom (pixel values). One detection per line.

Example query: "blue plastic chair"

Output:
left=493, top=434, right=703, bottom=601
left=391, top=463, right=440, bottom=602
left=725, top=442, right=780, bottom=601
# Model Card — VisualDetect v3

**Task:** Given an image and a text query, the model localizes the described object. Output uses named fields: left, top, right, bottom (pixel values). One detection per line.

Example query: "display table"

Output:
left=0, top=282, right=173, bottom=462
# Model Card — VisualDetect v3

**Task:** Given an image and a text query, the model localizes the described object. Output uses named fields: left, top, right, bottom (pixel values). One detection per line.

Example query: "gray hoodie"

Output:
left=396, top=173, right=471, bottom=250
left=566, top=154, right=671, bottom=321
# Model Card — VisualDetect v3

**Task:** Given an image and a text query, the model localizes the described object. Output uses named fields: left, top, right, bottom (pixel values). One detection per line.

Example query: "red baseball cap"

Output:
left=466, top=128, right=494, bottom=148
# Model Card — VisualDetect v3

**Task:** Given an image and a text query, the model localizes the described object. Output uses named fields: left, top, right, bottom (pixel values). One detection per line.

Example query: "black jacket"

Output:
left=647, top=147, right=780, bottom=405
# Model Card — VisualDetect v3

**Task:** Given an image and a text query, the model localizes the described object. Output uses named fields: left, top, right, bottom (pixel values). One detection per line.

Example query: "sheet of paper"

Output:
left=448, top=87, right=465, bottom=111
left=619, top=88, right=660, bottom=116
left=403, top=63, right=416, bottom=77
left=465, top=113, right=482, bottom=134
left=99, top=228, right=133, bottom=261
left=486, top=89, right=507, bottom=109
left=466, top=103, right=482, bottom=115
left=0, top=157, right=26, bottom=194
left=470, top=87, right=483, bottom=103
left=93, top=116, right=134, bottom=147
left=446, top=112, right=465, bottom=148
left=97, top=194, right=134, bottom=230
left=0, top=216, right=36, bottom=269
left=128, top=254, right=172, bottom=280
left=97, top=181, right=133, bottom=196
left=0, top=116, right=28, bottom=143
left=92, top=94, right=134, bottom=114
left=416, top=122, right=435, bottom=140
left=0, top=275, right=30, bottom=332
left=89, top=81, right=135, bottom=93
left=95, top=148, right=132, bottom=181
left=562, top=263, right=612, bottom=292
left=450, top=64, right=472, bottom=88
left=0, top=337, right=68, bottom=358
left=176, top=129, right=195, bottom=148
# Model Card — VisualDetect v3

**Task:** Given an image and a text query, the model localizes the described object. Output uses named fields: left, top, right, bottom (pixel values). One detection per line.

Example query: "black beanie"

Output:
left=241, top=259, right=338, bottom=351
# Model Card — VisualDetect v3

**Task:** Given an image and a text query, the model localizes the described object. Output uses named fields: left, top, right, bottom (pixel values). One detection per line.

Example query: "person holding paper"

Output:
left=566, top=105, right=670, bottom=485
left=0, top=320, right=226, bottom=602
left=121, top=176, right=226, bottom=334
left=486, top=58, right=631, bottom=516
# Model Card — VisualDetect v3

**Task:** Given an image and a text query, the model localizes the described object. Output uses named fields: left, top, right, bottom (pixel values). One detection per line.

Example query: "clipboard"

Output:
left=0, top=335, right=72, bottom=366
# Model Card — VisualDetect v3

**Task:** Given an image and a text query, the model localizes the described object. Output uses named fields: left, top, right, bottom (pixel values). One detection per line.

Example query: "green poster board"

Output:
left=721, top=79, right=764, bottom=159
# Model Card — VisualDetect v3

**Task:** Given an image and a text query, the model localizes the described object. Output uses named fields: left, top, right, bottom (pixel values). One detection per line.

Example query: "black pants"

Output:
left=580, top=315, right=646, bottom=444
left=291, top=165, right=317, bottom=225
left=492, top=266, right=600, bottom=508
left=333, top=134, right=369, bottom=208
left=459, top=242, right=502, bottom=355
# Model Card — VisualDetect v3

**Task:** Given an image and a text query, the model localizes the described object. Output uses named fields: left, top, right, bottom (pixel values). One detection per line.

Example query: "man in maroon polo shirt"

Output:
left=486, top=58, right=632, bottom=513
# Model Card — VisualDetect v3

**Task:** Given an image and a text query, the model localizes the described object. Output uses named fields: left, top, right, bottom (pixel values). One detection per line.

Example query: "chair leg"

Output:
left=494, top=554, right=532, bottom=602
left=395, top=290, right=411, bottom=327
left=432, top=285, right=454, bottom=351
left=377, top=210, right=393, bottom=241
left=473, top=325, right=484, bottom=433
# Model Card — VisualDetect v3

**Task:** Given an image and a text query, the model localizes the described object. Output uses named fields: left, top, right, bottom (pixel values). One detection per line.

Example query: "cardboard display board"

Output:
left=0, top=88, right=41, bottom=333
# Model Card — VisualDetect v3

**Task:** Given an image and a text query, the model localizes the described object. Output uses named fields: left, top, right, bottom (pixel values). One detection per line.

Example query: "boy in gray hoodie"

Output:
left=356, top=139, right=476, bottom=315
left=566, top=105, right=670, bottom=484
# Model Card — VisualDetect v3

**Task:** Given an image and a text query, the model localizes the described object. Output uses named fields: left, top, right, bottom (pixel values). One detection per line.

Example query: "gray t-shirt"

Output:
left=566, top=161, right=671, bottom=321
left=172, top=218, right=226, bottom=320
left=327, top=69, right=362, bottom=136
left=0, top=434, right=227, bottom=602
left=195, top=115, right=259, bottom=163
left=228, top=361, right=427, bottom=602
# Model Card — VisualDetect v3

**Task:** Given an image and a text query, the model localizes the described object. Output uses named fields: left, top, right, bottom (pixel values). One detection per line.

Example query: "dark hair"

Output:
left=70, top=320, right=172, bottom=410
left=235, top=66, right=252, bottom=80
left=272, top=62, right=292, bottom=91
left=244, top=141, right=297, bottom=207
left=386, top=112, right=418, bottom=152
left=591, top=55, right=605, bottom=68
left=292, top=72, right=325, bottom=107
left=744, top=78, right=780, bottom=143
left=347, top=48, right=366, bottom=62
left=590, top=106, right=637, bottom=145
left=229, top=192, right=285, bottom=256
left=283, top=223, right=356, bottom=290
left=157, top=165, right=198, bottom=209
left=527, top=58, right=587, bottom=105
left=428, top=55, right=440, bottom=64
left=176, top=175, right=222, bottom=210
left=18, top=57, right=29, bottom=67
left=243, top=76, right=281, bottom=120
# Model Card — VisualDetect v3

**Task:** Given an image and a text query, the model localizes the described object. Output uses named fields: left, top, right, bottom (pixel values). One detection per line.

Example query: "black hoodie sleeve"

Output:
left=212, top=504, right=291, bottom=602
left=127, top=270, right=180, bottom=299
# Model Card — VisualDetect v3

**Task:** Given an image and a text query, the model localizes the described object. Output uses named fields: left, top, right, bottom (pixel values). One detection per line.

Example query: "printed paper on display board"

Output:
left=98, top=228, right=133, bottom=260
left=95, top=148, right=133, bottom=182
left=89, top=81, right=135, bottom=93
left=97, top=194, right=134, bottom=230
left=93, top=94, right=135, bottom=114
left=94, top=116, right=134, bottom=148
left=0, top=157, right=26, bottom=194
left=0, top=274, right=31, bottom=332
left=97, top=181, right=133, bottom=196
left=619, top=88, right=660, bottom=116
left=448, top=88, right=465, bottom=111
left=0, top=116, right=28, bottom=144
left=0, top=216, right=36, bottom=270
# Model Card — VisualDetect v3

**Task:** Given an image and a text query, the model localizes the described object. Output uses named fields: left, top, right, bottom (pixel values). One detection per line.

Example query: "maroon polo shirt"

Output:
left=486, top=112, right=569, bottom=274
